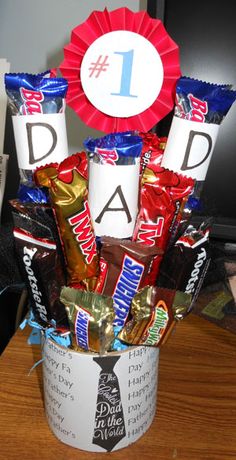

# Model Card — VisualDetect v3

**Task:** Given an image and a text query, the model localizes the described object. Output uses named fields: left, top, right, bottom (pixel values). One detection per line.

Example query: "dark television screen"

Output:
left=147, top=0, right=236, bottom=241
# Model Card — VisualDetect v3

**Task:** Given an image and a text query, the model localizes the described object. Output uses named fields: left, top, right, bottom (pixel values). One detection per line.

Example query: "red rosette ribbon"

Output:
left=59, top=7, right=181, bottom=133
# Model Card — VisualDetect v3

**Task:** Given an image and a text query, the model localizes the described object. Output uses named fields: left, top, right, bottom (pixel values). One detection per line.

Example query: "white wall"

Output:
left=0, top=0, right=147, bottom=151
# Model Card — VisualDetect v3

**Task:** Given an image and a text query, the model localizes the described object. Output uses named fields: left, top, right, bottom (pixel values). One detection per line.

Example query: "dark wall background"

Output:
left=1, top=108, right=19, bottom=224
left=148, top=0, right=236, bottom=239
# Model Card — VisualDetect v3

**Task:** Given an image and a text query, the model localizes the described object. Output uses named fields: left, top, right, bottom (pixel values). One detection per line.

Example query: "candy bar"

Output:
left=13, top=228, right=68, bottom=329
left=161, top=77, right=236, bottom=209
left=60, top=286, right=115, bottom=354
left=5, top=71, right=69, bottom=184
left=86, top=132, right=143, bottom=238
left=133, top=166, right=194, bottom=284
left=139, top=131, right=167, bottom=175
left=156, top=222, right=211, bottom=317
left=35, top=153, right=99, bottom=286
left=118, top=286, right=191, bottom=347
left=84, top=131, right=142, bottom=165
left=100, top=236, right=163, bottom=329
left=5, top=71, right=67, bottom=115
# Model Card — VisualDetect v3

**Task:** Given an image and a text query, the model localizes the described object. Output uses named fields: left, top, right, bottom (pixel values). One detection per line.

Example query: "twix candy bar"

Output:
left=133, top=167, right=194, bottom=285
left=34, top=152, right=99, bottom=286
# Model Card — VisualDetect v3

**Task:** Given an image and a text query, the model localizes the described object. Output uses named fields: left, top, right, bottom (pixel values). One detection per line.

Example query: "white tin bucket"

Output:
left=42, top=339, right=159, bottom=453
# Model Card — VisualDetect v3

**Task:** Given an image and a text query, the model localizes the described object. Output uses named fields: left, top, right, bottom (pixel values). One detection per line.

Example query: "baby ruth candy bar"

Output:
left=161, top=76, right=236, bottom=181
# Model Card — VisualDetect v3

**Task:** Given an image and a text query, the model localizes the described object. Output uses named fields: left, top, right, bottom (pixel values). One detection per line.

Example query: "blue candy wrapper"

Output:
left=5, top=70, right=68, bottom=115
left=175, top=76, right=236, bottom=124
left=84, top=131, right=143, bottom=165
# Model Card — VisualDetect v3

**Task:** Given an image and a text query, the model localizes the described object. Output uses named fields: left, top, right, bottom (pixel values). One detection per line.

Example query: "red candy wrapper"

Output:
left=133, top=166, right=194, bottom=284
left=139, top=131, right=167, bottom=175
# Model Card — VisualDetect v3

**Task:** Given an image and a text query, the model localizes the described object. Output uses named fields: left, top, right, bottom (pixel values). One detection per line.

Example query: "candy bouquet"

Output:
left=4, top=7, right=236, bottom=453
left=5, top=77, right=236, bottom=354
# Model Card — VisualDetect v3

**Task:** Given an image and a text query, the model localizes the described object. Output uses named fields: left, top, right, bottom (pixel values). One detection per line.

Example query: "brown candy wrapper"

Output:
left=100, top=236, right=163, bottom=329
left=157, top=222, right=211, bottom=317
left=10, top=198, right=67, bottom=280
left=34, top=153, right=99, bottom=286
left=118, top=286, right=191, bottom=347
left=13, top=228, right=68, bottom=330
left=60, top=286, right=115, bottom=354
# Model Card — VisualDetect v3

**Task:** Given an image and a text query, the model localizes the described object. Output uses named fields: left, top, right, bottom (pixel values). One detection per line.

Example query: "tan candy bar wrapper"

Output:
left=60, top=286, right=115, bottom=354
left=118, top=286, right=191, bottom=347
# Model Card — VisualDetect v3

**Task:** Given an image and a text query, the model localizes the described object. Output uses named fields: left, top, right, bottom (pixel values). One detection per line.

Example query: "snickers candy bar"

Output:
left=60, top=286, right=115, bottom=354
left=100, top=236, right=163, bottom=329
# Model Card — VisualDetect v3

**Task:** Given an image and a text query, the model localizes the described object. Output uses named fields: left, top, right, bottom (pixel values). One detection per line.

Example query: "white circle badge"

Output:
left=80, top=30, right=164, bottom=118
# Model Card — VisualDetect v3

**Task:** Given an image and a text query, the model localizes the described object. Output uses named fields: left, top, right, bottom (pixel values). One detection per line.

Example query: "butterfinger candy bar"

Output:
left=139, top=131, right=167, bottom=175
left=35, top=152, right=99, bottom=286
left=60, top=286, right=115, bottom=354
left=13, top=228, right=68, bottom=329
left=118, top=286, right=191, bottom=347
left=100, top=236, right=163, bottom=329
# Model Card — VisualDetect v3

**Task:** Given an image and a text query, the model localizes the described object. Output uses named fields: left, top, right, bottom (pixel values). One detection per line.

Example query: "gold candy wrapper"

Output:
left=118, top=286, right=191, bottom=347
left=60, top=286, right=115, bottom=354
left=35, top=153, right=99, bottom=287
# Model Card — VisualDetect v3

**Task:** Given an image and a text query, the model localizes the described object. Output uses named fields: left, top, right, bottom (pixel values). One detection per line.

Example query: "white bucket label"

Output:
left=161, top=116, right=220, bottom=180
left=42, top=339, right=159, bottom=452
left=12, top=113, right=69, bottom=169
left=88, top=161, right=140, bottom=238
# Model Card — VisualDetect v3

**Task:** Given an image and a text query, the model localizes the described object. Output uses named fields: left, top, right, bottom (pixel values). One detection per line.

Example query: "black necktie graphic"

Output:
left=92, top=355, right=126, bottom=452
